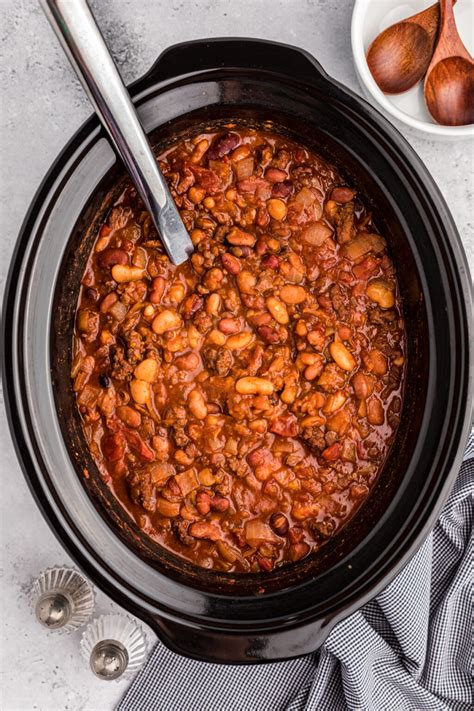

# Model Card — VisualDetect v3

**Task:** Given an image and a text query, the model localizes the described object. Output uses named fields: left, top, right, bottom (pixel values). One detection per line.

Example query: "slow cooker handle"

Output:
left=132, top=38, right=332, bottom=93
left=147, top=612, right=332, bottom=663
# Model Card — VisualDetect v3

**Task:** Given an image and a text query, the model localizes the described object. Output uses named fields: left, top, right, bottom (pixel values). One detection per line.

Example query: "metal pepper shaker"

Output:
left=80, top=614, right=148, bottom=681
left=31, top=566, right=95, bottom=633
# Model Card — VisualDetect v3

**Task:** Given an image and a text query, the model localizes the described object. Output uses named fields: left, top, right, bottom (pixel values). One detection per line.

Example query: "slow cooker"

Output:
left=2, top=39, right=472, bottom=663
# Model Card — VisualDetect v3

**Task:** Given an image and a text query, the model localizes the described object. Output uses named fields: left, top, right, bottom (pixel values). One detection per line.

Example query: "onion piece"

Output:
left=244, top=520, right=282, bottom=547
left=175, top=468, right=199, bottom=496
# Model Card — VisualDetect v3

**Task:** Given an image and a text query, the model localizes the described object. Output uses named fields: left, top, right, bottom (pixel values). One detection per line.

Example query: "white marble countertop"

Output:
left=1, top=1, right=472, bottom=710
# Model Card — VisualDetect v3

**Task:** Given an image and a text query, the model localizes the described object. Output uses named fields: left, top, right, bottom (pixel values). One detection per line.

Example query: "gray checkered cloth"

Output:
left=118, top=434, right=473, bottom=711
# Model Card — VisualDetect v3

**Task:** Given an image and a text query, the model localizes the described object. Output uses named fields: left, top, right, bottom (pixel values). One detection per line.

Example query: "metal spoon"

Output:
left=366, top=1, right=444, bottom=94
left=40, top=0, right=193, bottom=265
left=424, top=0, right=474, bottom=126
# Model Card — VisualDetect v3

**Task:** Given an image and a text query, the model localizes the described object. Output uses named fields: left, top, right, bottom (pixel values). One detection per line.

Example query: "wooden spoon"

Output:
left=424, top=0, right=474, bottom=126
left=367, top=1, right=444, bottom=94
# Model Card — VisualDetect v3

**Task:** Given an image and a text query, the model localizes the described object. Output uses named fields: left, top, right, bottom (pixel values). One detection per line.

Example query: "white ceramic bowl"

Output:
left=351, top=0, right=474, bottom=139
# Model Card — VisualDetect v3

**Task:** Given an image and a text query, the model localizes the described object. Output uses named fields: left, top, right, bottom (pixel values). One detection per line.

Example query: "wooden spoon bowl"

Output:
left=366, top=2, right=442, bottom=95
left=368, top=23, right=434, bottom=94
left=424, top=0, right=474, bottom=126
left=425, top=56, right=474, bottom=125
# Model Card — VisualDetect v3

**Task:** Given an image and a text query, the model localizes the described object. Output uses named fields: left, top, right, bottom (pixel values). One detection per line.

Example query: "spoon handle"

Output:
left=40, top=0, right=193, bottom=265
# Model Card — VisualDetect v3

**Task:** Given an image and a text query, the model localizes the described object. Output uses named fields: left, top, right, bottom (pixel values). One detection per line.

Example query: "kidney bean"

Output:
left=331, top=186, right=356, bottom=203
left=261, top=254, right=279, bottom=270
left=218, top=318, right=240, bottom=334
left=227, top=227, right=256, bottom=247
left=269, top=512, right=289, bottom=536
left=98, top=248, right=128, bottom=269
left=257, top=557, right=273, bottom=572
left=196, top=491, right=211, bottom=515
left=273, top=180, right=293, bottom=199
left=207, top=132, right=240, bottom=160
left=100, top=292, right=118, bottom=313
left=221, top=252, right=241, bottom=274
left=175, top=352, right=200, bottom=371
left=258, top=324, right=288, bottom=344
left=248, top=312, right=272, bottom=328
left=211, top=495, right=230, bottom=512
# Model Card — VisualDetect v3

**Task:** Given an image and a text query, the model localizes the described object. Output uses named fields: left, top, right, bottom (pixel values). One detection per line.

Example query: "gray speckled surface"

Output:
left=0, top=1, right=472, bottom=710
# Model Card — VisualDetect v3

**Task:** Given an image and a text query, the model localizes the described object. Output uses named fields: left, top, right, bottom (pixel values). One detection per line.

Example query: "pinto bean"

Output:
left=225, top=332, right=254, bottom=350
left=190, top=138, right=209, bottom=163
left=329, top=341, right=356, bottom=371
left=111, top=264, right=145, bottom=283
left=351, top=372, right=374, bottom=399
left=150, top=276, right=166, bottom=304
left=266, top=296, right=289, bottom=325
left=366, top=279, right=395, bottom=309
left=236, top=377, right=274, bottom=395
left=152, top=309, right=182, bottom=335
left=301, top=221, right=332, bottom=246
left=188, top=389, right=208, bottom=420
left=130, top=379, right=150, bottom=405
left=203, top=268, right=224, bottom=291
left=280, top=285, right=307, bottom=304
left=227, top=227, right=256, bottom=247
left=116, top=405, right=141, bottom=428
left=267, top=198, right=287, bottom=221
left=206, top=293, right=221, bottom=315
left=367, top=396, right=385, bottom=425
left=134, top=358, right=159, bottom=383
left=236, top=269, right=257, bottom=294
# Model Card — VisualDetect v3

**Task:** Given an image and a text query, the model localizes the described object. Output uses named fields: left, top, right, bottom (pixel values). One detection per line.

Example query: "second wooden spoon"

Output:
left=424, top=0, right=474, bottom=126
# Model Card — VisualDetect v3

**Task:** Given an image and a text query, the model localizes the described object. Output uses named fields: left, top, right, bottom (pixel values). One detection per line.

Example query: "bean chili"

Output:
left=72, top=126, right=406, bottom=573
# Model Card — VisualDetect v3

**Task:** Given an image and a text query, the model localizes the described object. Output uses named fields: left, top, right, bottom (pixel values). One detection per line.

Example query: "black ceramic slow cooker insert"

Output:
left=2, top=39, right=472, bottom=663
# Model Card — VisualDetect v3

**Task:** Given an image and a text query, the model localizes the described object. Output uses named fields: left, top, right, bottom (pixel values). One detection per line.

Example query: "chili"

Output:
left=72, top=126, right=406, bottom=573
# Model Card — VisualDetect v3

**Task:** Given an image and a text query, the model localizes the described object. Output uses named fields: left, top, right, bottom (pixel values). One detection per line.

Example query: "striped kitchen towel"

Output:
left=118, top=433, right=473, bottom=711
